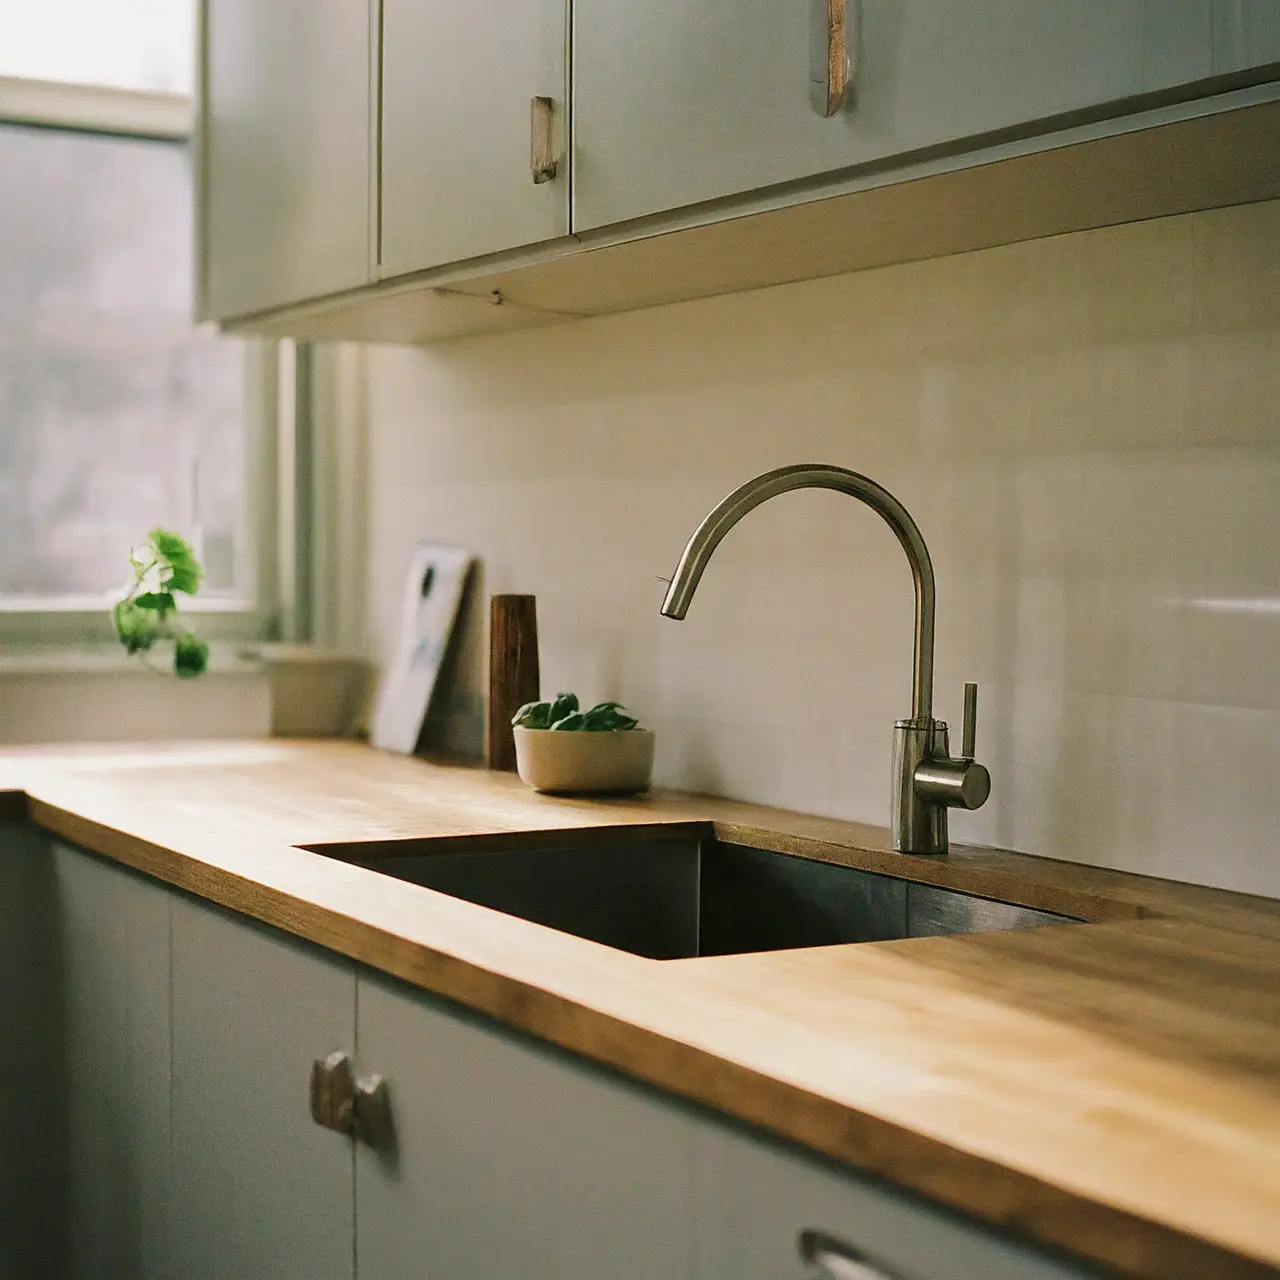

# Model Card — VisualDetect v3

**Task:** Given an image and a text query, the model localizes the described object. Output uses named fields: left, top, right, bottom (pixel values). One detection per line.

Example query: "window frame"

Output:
left=0, top=74, right=290, bottom=648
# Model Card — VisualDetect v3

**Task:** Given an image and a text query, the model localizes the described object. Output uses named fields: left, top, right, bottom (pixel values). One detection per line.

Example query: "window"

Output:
left=0, top=6, right=282, bottom=647
left=0, top=0, right=196, bottom=96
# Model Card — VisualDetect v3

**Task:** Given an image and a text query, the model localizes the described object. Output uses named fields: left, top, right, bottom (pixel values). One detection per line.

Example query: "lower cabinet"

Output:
left=0, top=824, right=63, bottom=1280
left=355, top=971, right=697, bottom=1280
left=56, top=843, right=170, bottom=1280
left=694, top=1122, right=1093, bottom=1280
left=41, top=839, right=1098, bottom=1280
left=164, top=894, right=698, bottom=1280
left=168, top=894, right=356, bottom=1280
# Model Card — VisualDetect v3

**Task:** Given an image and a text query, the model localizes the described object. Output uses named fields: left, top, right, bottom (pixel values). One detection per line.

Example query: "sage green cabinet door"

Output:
left=572, top=1, right=1215, bottom=230
left=355, top=973, right=697, bottom=1280
left=55, top=843, right=172, bottom=1280
left=1214, top=1, right=1280, bottom=71
left=694, top=1120, right=1094, bottom=1280
left=201, top=0, right=373, bottom=317
left=0, top=826, right=63, bottom=1280
left=379, top=0, right=568, bottom=276
left=170, top=896, right=356, bottom=1280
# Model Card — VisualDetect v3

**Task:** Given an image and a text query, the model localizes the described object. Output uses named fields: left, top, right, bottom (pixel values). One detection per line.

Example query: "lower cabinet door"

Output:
left=0, top=826, right=63, bottom=1280
left=355, top=972, right=698, bottom=1280
left=169, top=894, right=357, bottom=1280
left=55, top=842, right=172, bottom=1280
left=694, top=1121, right=1094, bottom=1280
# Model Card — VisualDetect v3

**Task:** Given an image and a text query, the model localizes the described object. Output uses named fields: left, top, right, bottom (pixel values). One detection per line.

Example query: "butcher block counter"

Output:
left=2, top=739, right=1277, bottom=1280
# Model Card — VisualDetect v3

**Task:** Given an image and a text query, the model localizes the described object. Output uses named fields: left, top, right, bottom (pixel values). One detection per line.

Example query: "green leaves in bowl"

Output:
left=512, top=693, right=640, bottom=732
left=112, top=529, right=209, bottom=678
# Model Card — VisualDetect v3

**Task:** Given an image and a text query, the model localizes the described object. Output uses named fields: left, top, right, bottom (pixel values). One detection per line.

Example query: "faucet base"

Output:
left=892, top=719, right=949, bottom=854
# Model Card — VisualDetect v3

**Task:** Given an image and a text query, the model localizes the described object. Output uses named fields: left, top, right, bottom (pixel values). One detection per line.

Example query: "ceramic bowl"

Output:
left=513, top=727, right=655, bottom=794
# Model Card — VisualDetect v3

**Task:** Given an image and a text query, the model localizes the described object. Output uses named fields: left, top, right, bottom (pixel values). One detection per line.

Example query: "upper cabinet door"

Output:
left=1214, top=1, right=1280, bottom=71
left=379, top=0, right=568, bottom=277
left=200, top=0, right=374, bottom=318
left=573, top=1, right=1219, bottom=231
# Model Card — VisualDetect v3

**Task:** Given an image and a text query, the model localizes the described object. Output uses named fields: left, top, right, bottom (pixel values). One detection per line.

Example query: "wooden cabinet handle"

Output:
left=800, top=1229, right=905, bottom=1280
left=531, top=96, right=558, bottom=184
left=310, top=1050, right=355, bottom=1134
left=310, top=1051, right=394, bottom=1149
left=810, top=0, right=859, bottom=117
left=352, top=1072, right=394, bottom=1149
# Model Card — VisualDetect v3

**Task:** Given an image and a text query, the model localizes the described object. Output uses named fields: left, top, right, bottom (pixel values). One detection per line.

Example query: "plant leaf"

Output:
left=133, top=590, right=176, bottom=618
left=174, top=632, right=210, bottom=678
left=113, top=599, right=160, bottom=654
left=148, top=528, right=203, bottom=596
left=548, top=691, right=579, bottom=722
left=512, top=700, right=553, bottom=729
left=582, top=702, right=639, bottom=731
left=166, top=562, right=201, bottom=595
left=550, top=712, right=586, bottom=731
left=149, top=528, right=194, bottom=562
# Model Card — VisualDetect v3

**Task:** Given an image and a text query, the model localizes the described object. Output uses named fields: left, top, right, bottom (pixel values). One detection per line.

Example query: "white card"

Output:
left=370, top=543, right=474, bottom=754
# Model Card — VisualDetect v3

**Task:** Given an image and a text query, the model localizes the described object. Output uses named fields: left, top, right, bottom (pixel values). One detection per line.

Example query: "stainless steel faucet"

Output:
left=660, top=463, right=990, bottom=855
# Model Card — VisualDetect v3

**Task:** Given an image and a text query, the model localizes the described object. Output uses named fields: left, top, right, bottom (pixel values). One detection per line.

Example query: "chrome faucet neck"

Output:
left=661, top=463, right=989, bottom=854
left=659, top=463, right=936, bottom=723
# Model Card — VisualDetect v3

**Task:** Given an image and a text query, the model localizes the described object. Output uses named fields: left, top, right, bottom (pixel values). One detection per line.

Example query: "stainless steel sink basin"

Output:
left=308, top=829, right=1076, bottom=961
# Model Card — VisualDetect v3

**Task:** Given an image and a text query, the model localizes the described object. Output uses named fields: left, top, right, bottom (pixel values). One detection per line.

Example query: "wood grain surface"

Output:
left=486, top=594, right=540, bottom=771
left=1, top=739, right=1277, bottom=1280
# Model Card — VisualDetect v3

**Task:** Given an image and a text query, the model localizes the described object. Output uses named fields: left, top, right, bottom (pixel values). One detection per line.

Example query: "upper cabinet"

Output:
left=379, top=0, right=569, bottom=276
left=198, top=0, right=374, bottom=318
left=198, top=0, right=1280, bottom=338
left=1214, top=1, right=1280, bottom=71
left=572, top=0, right=1219, bottom=229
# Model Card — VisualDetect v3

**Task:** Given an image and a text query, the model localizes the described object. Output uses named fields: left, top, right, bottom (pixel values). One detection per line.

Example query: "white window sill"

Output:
left=0, top=645, right=370, bottom=744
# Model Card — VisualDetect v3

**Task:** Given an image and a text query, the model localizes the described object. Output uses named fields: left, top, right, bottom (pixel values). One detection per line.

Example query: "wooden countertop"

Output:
left=3, top=740, right=1277, bottom=1280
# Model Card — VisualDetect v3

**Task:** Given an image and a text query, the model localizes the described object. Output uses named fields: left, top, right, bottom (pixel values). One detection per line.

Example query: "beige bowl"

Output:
left=513, top=727, right=655, bottom=794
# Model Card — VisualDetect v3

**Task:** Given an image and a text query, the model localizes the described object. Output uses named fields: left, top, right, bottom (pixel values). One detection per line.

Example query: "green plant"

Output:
left=112, top=529, right=209, bottom=678
left=511, top=692, right=640, bottom=732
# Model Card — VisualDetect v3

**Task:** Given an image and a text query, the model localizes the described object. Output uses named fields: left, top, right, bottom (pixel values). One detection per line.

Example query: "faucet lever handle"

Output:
left=961, top=682, right=978, bottom=760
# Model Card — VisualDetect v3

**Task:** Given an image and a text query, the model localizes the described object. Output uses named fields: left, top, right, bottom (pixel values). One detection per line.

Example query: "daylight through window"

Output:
left=0, top=122, right=252, bottom=604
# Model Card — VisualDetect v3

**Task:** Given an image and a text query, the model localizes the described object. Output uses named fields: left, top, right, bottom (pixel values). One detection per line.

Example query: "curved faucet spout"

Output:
left=660, top=463, right=936, bottom=724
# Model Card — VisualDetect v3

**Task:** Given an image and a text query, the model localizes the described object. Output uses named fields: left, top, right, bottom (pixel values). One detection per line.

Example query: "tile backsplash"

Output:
left=364, top=200, right=1279, bottom=898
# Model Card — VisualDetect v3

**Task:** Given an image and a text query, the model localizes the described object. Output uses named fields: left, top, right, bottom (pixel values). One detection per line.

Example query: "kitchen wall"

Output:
left=363, top=199, right=1279, bottom=898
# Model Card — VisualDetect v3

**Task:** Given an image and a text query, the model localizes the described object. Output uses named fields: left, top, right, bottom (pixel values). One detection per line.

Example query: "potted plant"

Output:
left=111, top=529, right=209, bottom=677
left=510, top=693, right=654, bottom=793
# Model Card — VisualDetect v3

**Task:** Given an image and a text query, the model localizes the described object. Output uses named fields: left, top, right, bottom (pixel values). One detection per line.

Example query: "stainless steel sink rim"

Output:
left=308, top=836, right=1078, bottom=962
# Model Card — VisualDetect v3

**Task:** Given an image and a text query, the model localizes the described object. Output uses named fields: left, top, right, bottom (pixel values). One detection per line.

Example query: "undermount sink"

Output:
left=307, top=829, right=1077, bottom=961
